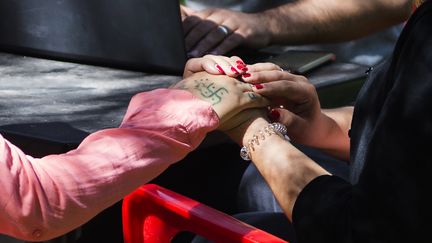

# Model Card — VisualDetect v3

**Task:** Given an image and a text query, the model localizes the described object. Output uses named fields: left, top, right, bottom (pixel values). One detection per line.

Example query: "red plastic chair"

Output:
left=123, top=184, right=288, bottom=243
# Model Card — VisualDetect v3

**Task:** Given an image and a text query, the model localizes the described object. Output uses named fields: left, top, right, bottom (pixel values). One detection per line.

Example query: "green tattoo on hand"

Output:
left=194, top=79, right=229, bottom=105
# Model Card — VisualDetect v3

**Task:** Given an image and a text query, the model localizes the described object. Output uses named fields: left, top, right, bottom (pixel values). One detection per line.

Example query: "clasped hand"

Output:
left=172, top=55, right=269, bottom=131
left=172, top=55, right=322, bottom=147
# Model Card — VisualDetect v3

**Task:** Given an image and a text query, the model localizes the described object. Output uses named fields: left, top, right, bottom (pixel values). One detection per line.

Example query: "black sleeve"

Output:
left=292, top=175, right=352, bottom=243
left=292, top=2, right=432, bottom=243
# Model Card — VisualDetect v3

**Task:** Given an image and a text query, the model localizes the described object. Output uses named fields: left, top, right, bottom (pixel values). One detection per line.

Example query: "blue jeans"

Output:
left=237, top=144, right=349, bottom=213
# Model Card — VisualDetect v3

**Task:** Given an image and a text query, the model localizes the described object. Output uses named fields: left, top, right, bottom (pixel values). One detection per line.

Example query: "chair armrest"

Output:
left=123, top=184, right=288, bottom=243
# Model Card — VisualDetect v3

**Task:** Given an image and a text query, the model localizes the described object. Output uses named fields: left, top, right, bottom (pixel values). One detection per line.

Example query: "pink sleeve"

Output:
left=0, top=89, right=219, bottom=241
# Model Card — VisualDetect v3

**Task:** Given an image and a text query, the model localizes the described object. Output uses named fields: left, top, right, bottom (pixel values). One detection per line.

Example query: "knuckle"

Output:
left=303, top=82, right=316, bottom=93
left=275, top=71, right=285, bottom=80
left=230, top=55, right=241, bottom=61
left=203, top=54, right=214, bottom=59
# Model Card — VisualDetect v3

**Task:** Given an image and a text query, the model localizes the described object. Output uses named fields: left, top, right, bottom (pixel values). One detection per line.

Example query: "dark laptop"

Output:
left=0, top=0, right=187, bottom=74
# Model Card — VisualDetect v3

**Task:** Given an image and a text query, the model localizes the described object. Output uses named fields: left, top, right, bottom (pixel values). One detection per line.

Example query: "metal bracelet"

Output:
left=240, top=122, right=290, bottom=161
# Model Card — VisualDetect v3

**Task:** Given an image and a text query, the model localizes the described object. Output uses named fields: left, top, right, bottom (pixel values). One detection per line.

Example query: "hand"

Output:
left=244, top=68, right=323, bottom=146
left=183, top=8, right=271, bottom=57
left=171, top=71, right=269, bottom=131
left=183, top=55, right=248, bottom=78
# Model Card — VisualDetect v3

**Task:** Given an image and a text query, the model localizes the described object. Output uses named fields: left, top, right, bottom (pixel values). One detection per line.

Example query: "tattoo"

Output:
left=247, top=92, right=258, bottom=100
left=194, top=79, right=228, bottom=105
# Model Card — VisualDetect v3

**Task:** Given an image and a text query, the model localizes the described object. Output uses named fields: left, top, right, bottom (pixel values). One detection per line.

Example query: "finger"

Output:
left=185, top=20, right=218, bottom=52
left=269, top=108, right=296, bottom=128
left=210, top=32, right=244, bottom=56
left=190, top=25, right=230, bottom=57
left=206, top=55, right=241, bottom=77
left=241, top=70, right=296, bottom=84
left=183, top=15, right=202, bottom=35
left=180, top=5, right=194, bottom=18
left=252, top=79, right=313, bottom=103
left=227, top=56, right=248, bottom=74
left=247, top=62, right=283, bottom=73
left=183, top=57, right=222, bottom=77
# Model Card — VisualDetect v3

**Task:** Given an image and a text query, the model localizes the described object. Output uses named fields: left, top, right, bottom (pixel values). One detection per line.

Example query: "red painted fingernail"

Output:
left=242, top=73, right=251, bottom=78
left=268, top=109, right=280, bottom=121
left=254, top=83, right=264, bottom=89
left=231, top=66, right=240, bottom=74
left=236, top=60, right=245, bottom=65
left=215, top=64, right=225, bottom=74
left=242, top=67, right=248, bottom=72
left=237, top=64, right=246, bottom=70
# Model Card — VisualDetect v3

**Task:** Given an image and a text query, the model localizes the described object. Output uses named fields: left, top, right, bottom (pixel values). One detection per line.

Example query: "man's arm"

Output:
left=262, top=0, right=412, bottom=44
left=184, top=0, right=412, bottom=56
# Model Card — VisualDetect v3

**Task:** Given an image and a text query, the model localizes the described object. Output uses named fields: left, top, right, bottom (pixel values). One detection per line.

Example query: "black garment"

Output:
left=293, top=2, right=432, bottom=243
left=237, top=144, right=349, bottom=213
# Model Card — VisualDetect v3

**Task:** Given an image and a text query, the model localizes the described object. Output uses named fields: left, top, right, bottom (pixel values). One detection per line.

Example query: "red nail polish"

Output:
left=242, top=67, right=248, bottom=72
left=215, top=65, right=225, bottom=74
left=231, top=66, right=240, bottom=74
left=254, top=83, right=264, bottom=89
left=236, top=60, right=245, bottom=65
left=237, top=64, right=246, bottom=70
left=268, top=109, right=280, bottom=121
left=242, top=73, right=251, bottom=78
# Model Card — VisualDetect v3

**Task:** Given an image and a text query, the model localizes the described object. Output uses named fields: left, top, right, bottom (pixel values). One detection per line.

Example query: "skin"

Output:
left=172, top=71, right=269, bottom=131
left=221, top=65, right=354, bottom=219
left=242, top=68, right=352, bottom=160
left=227, top=114, right=330, bottom=220
left=182, top=0, right=413, bottom=57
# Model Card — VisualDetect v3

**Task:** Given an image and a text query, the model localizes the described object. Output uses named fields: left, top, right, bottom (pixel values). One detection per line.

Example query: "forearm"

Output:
left=242, top=117, right=329, bottom=220
left=311, top=107, right=353, bottom=160
left=0, top=89, right=218, bottom=241
left=260, top=0, right=412, bottom=45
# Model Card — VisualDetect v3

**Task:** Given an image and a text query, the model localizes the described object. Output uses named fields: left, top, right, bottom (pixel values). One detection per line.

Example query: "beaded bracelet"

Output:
left=240, top=122, right=290, bottom=161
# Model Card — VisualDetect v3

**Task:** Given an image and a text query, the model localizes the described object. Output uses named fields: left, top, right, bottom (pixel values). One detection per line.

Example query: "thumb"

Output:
left=183, top=58, right=220, bottom=78
left=268, top=108, right=295, bottom=128
left=180, top=5, right=194, bottom=17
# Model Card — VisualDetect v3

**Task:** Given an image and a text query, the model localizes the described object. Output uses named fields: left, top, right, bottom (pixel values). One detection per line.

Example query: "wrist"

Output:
left=241, top=117, right=270, bottom=146
left=240, top=121, right=290, bottom=161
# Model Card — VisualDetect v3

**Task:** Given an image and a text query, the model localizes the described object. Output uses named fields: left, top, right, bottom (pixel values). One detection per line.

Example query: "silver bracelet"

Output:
left=240, top=122, right=290, bottom=161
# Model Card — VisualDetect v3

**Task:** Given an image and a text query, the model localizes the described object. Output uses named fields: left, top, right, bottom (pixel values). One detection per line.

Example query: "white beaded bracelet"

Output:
left=240, top=122, right=290, bottom=161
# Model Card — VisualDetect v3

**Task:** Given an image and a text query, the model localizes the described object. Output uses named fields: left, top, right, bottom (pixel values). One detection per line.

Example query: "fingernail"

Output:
left=215, top=64, right=225, bottom=74
left=254, top=83, right=264, bottom=89
left=231, top=66, right=240, bottom=74
left=242, top=73, right=251, bottom=78
left=236, top=60, right=245, bottom=65
left=268, top=109, right=280, bottom=121
left=237, top=64, right=246, bottom=70
left=242, top=67, right=248, bottom=72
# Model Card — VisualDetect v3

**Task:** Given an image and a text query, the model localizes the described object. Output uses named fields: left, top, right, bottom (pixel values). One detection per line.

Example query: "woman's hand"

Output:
left=243, top=68, right=323, bottom=146
left=183, top=55, right=248, bottom=78
left=172, top=71, right=269, bottom=131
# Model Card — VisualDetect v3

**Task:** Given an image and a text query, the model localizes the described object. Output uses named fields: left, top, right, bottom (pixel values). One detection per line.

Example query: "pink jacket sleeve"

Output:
left=0, top=89, right=219, bottom=241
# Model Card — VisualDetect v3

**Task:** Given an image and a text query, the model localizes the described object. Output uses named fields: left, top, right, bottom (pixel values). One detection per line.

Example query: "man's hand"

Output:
left=182, top=7, right=271, bottom=57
